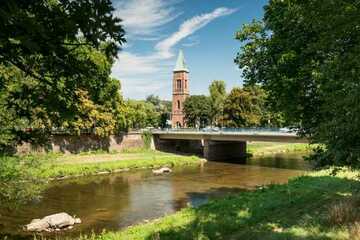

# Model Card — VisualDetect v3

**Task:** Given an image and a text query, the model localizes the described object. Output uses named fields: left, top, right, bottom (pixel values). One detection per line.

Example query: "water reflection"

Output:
left=0, top=154, right=309, bottom=239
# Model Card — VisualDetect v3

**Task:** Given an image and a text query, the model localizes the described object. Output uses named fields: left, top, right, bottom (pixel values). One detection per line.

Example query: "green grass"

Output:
left=248, top=142, right=313, bottom=156
left=40, top=153, right=202, bottom=179
left=7, top=150, right=203, bottom=180
left=79, top=168, right=360, bottom=240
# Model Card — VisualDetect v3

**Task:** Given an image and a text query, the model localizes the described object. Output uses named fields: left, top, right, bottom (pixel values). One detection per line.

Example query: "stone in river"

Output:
left=152, top=167, right=172, bottom=175
left=25, top=212, right=81, bottom=232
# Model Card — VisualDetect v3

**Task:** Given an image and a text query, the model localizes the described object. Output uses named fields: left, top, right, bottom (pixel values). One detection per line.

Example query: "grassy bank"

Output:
left=41, top=151, right=202, bottom=179
left=248, top=142, right=312, bottom=156
left=5, top=149, right=203, bottom=180
left=80, top=168, right=360, bottom=240
left=0, top=149, right=203, bottom=207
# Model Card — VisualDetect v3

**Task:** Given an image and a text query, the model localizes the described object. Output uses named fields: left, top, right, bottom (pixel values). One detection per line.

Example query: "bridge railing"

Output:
left=153, top=127, right=295, bottom=134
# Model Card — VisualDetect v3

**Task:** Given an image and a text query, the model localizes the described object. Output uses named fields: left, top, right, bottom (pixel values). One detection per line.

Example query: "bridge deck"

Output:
left=152, top=130, right=308, bottom=143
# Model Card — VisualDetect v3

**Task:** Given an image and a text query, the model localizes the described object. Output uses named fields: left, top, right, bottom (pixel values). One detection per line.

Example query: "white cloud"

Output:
left=112, top=52, right=160, bottom=77
left=182, top=36, right=200, bottom=47
left=114, top=0, right=181, bottom=39
left=112, top=6, right=237, bottom=98
left=155, top=7, right=237, bottom=58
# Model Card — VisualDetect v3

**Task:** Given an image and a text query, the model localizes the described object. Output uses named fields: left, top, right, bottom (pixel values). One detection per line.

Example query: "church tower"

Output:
left=171, top=50, right=189, bottom=128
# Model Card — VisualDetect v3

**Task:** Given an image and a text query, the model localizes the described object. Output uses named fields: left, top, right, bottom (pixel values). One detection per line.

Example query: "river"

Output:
left=0, top=153, right=310, bottom=239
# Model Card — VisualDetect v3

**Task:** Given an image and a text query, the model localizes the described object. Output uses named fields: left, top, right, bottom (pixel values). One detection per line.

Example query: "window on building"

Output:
left=185, top=79, right=187, bottom=89
left=176, top=79, right=182, bottom=91
left=177, top=100, right=181, bottom=109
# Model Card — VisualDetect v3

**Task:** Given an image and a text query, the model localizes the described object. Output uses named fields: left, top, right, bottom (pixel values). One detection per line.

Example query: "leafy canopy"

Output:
left=183, top=95, right=212, bottom=128
left=209, top=80, right=227, bottom=126
left=0, top=0, right=125, bottom=82
left=235, top=0, right=360, bottom=165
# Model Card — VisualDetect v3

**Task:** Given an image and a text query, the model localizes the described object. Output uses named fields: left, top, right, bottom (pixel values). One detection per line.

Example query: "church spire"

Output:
left=174, top=50, right=189, bottom=72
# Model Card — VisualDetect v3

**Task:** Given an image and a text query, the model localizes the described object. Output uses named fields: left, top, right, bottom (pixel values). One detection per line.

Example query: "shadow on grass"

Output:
left=144, top=175, right=360, bottom=240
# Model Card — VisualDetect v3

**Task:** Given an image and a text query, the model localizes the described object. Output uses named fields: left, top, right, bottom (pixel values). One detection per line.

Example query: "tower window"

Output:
left=185, top=80, right=187, bottom=89
left=177, top=100, right=181, bottom=109
left=176, top=79, right=182, bottom=91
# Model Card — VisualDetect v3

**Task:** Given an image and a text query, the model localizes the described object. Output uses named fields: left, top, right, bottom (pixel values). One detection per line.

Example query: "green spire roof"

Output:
left=174, top=50, right=189, bottom=72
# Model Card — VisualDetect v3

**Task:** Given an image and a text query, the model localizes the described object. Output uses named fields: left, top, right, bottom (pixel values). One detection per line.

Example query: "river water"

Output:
left=0, top=153, right=310, bottom=239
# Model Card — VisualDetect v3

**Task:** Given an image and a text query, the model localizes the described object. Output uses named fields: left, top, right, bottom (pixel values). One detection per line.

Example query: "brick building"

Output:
left=171, top=50, right=189, bottom=128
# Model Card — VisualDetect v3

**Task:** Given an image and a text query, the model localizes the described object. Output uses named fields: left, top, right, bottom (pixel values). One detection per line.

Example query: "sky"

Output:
left=111, top=0, right=268, bottom=100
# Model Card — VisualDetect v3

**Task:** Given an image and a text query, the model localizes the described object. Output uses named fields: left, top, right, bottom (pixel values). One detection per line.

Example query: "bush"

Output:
left=0, top=155, right=46, bottom=208
left=141, top=131, right=153, bottom=149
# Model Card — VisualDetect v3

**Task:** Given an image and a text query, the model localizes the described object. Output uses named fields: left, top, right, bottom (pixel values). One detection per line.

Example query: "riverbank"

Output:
left=44, top=151, right=203, bottom=179
left=5, top=149, right=204, bottom=180
left=248, top=142, right=312, bottom=156
left=3, top=142, right=311, bottom=181
left=0, top=149, right=204, bottom=207
left=80, top=167, right=360, bottom=240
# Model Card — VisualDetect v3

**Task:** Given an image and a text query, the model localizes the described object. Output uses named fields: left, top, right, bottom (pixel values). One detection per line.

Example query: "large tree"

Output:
left=223, top=87, right=264, bottom=128
left=209, top=80, right=227, bottom=126
left=183, top=95, right=212, bottom=128
left=235, top=0, right=360, bottom=165
left=0, top=0, right=125, bottom=81
left=124, top=100, right=160, bottom=130
left=0, top=0, right=126, bottom=150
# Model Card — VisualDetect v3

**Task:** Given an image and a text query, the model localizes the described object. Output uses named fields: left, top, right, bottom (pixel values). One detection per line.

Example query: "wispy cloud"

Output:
left=155, top=7, right=237, bottom=58
left=114, top=0, right=181, bottom=40
left=112, top=6, right=237, bottom=98
left=182, top=36, right=200, bottom=47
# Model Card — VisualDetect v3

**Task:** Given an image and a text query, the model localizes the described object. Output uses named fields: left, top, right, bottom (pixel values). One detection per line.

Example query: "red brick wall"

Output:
left=172, top=71, right=189, bottom=128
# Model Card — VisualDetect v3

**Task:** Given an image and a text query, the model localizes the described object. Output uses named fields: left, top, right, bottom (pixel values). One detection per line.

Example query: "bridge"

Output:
left=152, top=129, right=308, bottom=162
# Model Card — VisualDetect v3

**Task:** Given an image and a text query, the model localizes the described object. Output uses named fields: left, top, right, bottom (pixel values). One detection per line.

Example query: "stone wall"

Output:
left=16, top=132, right=144, bottom=154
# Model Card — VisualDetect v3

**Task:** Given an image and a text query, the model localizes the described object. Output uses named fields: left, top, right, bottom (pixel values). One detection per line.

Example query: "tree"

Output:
left=146, top=95, right=161, bottom=107
left=223, top=87, right=263, bottom=128
left=124, top=100, right=160, bottom=129
left=183, top=95, right=212, bottom=128
left=209, top=80, right=227, bottom=126
left=235, top=0, right=360, bottom=166
left=145, top=95, right=172, bottom=128
left=0, top=0, right=127, bottom=152
left=0, top=47, right=126, bottom=153
left=0, top=0, right=125, bottom=83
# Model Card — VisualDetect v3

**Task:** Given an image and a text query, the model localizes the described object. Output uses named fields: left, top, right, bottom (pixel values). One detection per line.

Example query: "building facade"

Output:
left=171, top=50, right=189, bottom=128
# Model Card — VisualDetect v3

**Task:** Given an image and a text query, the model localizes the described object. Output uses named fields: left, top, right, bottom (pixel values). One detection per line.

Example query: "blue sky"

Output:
left=111, top=0, right=268, bottom=100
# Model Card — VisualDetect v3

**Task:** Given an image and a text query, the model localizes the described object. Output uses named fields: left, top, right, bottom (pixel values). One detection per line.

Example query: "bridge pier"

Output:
left=203, top=140, right=247, bottom=162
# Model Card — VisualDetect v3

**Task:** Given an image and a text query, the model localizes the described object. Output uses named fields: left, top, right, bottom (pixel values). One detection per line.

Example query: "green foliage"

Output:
left=124, top=100, right=160, bottom=129
left=0, top=0, right=125, bottom=82
left=0, top=42, right=126, bottom=151
left=146, top=95, right=161, bottom=107
left=141, top=131, right=153, bottom=149
left=146, top=95, right=172, bottom=128
left=209, top=80, right=227, bottom=126
left=0, top=0, right=127, bottom=152
left=235, top=0, right=360, bottom=166
left=223, top=86, right=264, bottom=127
left=0, top=155, right=46, bottom=208
left=183, top=95, right=212, bottom=128
left=61, top=90, right=117, bottom=137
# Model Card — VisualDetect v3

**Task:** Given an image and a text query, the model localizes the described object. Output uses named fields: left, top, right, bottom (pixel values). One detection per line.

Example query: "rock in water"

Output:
left=152, top=167, right=172, bottom=175
left=25, top=212, right=81, bottom=232
left=25, top=219, right=50, bottom=232
left=44, top=213, right=75, bottom=228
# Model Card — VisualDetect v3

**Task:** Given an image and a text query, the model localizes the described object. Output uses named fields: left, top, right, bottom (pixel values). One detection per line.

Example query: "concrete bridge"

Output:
left=152, top=129, right=308, bottom=162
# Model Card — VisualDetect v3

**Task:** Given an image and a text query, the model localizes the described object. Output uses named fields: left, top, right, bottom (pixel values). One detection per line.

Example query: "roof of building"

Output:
left=173, top=50, right=189, bottom=72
